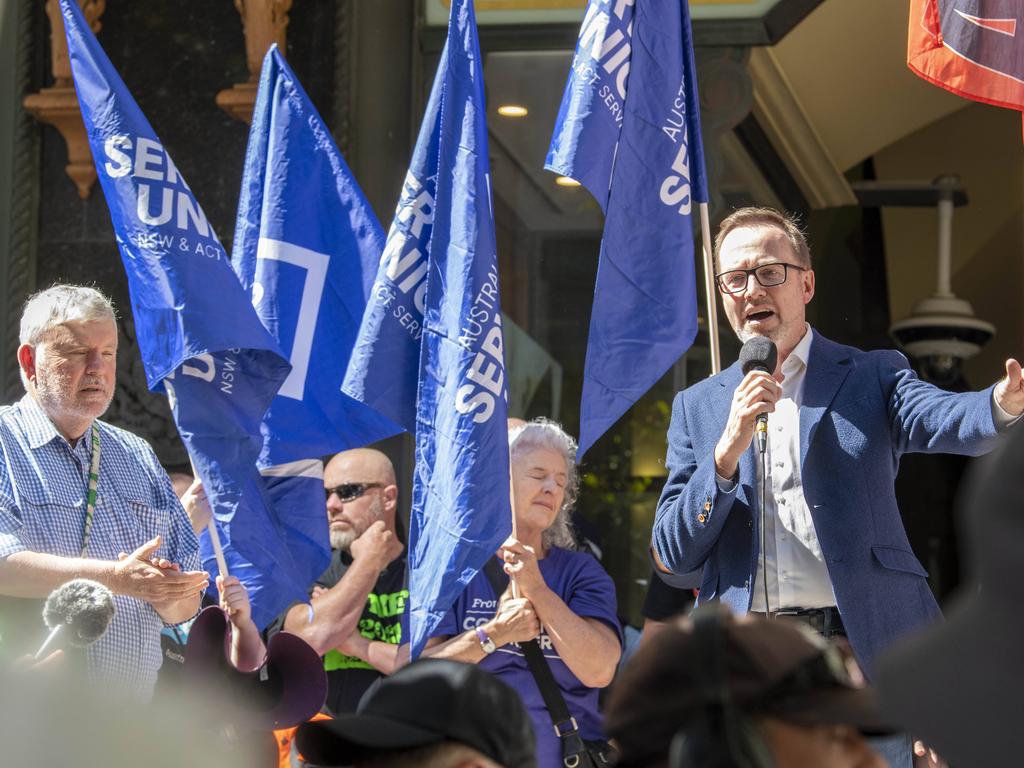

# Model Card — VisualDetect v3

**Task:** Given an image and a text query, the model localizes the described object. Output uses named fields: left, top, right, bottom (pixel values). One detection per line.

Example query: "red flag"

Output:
left=908, top=0, right=1024, bottom=135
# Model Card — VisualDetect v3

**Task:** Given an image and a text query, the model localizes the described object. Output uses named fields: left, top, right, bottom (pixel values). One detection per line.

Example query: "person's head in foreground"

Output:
left=876, top=422, right=1024, bottom=767
left=295, top=658, right=537, bottom=768
left=605, top=607, right=892, bottom=768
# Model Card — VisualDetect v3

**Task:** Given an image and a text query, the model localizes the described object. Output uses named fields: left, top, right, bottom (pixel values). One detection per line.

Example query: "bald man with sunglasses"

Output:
left=277, top=448, right=405, bottom=715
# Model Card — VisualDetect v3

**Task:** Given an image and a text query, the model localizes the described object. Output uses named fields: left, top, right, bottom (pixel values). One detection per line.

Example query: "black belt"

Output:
left=753, top=607, right=846, bottom=638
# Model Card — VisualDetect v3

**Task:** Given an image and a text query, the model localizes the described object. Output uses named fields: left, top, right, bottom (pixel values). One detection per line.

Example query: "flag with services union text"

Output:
left=233, top=45, right=401, bottom=468
left=345, top=0, right=512, bottom=658
left=908, top=0, right=1024, bottom=134
left=61, top=0, right=315, bottom=629
left=341, top=62, right=445, bottom=432
left=547, top=0, right=708, bottom=457
left=229, top=47, right=410, bottom=608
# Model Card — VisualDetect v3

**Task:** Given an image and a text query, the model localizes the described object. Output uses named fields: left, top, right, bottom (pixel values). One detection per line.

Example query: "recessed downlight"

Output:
left=497, top=104, right=529, bottom=118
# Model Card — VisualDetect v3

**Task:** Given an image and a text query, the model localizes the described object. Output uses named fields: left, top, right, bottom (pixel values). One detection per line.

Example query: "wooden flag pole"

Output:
left=699, top=202, right=722, bottom=375
left=509, top=461, right=520, bottom=599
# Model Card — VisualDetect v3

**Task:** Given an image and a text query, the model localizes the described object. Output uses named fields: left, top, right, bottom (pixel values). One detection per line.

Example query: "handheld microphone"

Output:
left=739, top=337, right=778, bottom=455
left=35, top=579, right=116, bottom=659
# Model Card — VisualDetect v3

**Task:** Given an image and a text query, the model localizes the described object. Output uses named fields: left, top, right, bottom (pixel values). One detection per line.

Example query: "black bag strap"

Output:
left=481, top=558, right=589, bottom=766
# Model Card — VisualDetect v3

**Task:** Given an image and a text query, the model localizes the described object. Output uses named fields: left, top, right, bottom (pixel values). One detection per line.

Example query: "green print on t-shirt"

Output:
left=322, top=587, right=409, bottom=671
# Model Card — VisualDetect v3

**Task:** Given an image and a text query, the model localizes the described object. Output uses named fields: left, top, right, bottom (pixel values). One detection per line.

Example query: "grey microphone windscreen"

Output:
left=739, top=336, right=778, bottom=376
left=42, top=579, right=116, bottom=648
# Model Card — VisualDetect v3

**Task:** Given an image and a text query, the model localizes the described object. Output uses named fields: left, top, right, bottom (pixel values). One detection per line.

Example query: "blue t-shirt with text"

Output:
left=433, top=547, right=622, bottom=767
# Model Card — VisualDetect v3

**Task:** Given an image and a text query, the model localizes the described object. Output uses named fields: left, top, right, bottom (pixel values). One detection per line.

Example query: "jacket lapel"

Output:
left=714, top=361, right=744, bottom=431
left=799, top=333, right=852, bottom=469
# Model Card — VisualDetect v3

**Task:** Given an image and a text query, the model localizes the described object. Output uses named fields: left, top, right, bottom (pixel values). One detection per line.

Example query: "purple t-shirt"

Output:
left=433, top=547, right=622, bottom=768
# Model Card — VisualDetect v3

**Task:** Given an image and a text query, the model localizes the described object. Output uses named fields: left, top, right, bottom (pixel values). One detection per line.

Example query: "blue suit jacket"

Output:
left=652, top=332, right=999, bottom=673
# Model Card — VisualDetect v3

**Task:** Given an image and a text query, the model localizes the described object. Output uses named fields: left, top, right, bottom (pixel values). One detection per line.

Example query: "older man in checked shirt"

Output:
left=0, top=285, right=208, bottom=697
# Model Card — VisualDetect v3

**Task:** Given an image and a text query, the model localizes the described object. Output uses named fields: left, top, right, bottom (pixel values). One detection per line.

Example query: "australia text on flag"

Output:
left=344, top=0, right=512, bottom=659
left=407, top=0, right=512, bottom=658
left=547, top=0, right=709, bottom=457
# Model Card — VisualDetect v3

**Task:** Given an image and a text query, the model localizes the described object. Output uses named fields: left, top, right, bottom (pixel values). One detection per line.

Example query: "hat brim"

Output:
left=296, top=713, right=445, bottom=765
left=877, top=589, right=1016, bottom=767
left=184, top=606, right=326, bottom=730
left=760, top=686, right=895, bottom=736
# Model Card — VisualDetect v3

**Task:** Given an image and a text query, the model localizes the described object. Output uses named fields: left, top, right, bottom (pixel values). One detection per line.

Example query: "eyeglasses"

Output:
left=715, top=262, right=806, bottom=295
left=325, top=482, right=383, bottom=503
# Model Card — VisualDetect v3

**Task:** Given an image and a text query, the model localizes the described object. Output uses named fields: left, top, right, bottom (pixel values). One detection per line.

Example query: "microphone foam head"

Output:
left=43, top=578, right=116, bottom=648
left=739, top=336, right=778, bottom=376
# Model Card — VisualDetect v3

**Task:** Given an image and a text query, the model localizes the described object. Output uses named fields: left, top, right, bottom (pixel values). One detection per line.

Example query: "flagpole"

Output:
left=187, top=455, right=230, bottom=578
left=699, top=202, right=721, bottom=375
left=509, top=464, right=521, bottom=599
left=205, top=521, right=230, bottom=579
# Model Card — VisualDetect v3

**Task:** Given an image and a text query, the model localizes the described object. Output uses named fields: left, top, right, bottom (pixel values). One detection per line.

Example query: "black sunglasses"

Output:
left=325, top=482, right=383, bottom=502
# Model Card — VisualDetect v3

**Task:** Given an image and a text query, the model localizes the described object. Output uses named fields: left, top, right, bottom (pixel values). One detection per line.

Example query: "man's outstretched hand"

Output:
left=994, top=358, right=1024, bottom=417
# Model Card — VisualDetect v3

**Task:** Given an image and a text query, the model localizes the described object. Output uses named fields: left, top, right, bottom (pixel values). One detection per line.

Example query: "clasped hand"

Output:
left=488, top=588, right=540, bottom=646
left=113, top=535, right=208, bottom=605
left=499, top=537, right=546, bottom=598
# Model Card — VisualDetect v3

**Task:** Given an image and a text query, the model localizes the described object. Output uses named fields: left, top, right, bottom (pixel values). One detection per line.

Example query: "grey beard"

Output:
left=736, top=325, right=780, bottom=344
left=329, top=529, right=357, bottom=552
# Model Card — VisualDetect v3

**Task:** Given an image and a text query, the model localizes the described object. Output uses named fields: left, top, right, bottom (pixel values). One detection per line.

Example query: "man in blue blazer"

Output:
left=652, top=207, right=1023, bottom=677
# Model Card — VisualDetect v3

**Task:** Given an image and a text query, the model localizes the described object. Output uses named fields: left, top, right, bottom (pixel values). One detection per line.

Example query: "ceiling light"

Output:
left=497, top=104, right=528, bottom=118
left=555, top=176, right=581, bottom=187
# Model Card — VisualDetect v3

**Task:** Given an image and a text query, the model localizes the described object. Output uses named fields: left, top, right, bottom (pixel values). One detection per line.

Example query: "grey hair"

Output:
left=509, top=418, right=580, bottom=550
left=19, top=285, right=116, bottom=346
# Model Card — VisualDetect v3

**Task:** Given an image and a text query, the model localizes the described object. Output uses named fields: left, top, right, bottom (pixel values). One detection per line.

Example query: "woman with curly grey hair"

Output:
left=425, top=418, right=622, bottom=767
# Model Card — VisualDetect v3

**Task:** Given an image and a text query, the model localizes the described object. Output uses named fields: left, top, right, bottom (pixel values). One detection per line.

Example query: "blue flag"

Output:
left=345, top=0, right=511, bottom=658
left=547, top=0, right=709, bottom=456
left=60, top=0, right=313, bottom=628
left=342, top=63, right=445, bottom=431
left=233, top=46, right=401, bottom=468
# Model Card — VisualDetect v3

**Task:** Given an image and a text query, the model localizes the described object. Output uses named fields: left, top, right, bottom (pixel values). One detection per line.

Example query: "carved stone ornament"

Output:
left=22, top=0, right=106, bottom=199
left=216, top=0, right=293, bottom=123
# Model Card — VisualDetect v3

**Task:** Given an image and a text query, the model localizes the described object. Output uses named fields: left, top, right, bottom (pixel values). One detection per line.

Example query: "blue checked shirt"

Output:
left=0, top=394, right=202, bottom=697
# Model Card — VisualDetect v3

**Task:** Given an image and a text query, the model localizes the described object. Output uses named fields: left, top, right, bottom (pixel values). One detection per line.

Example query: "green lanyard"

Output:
left=80, top=424, right=101, bottom=557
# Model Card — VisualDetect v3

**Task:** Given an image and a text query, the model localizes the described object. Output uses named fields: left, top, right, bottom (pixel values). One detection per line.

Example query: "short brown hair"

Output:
left=714, top=207, right=811, bottom=271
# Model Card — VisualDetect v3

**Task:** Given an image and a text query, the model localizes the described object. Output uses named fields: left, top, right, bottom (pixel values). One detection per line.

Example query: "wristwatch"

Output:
left=475, top=626, right=497, bottom=654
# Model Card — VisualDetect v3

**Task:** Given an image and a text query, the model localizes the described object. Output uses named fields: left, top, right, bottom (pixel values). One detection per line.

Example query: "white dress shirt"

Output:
left=746, top=326, right=837, bottom=611
left=726, top=326, right=1020, bottom=612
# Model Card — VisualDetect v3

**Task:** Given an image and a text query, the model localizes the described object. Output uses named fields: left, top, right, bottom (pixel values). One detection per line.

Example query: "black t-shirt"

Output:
left=641, top=568, right=696, bottom=622
left=273, top=549, right=408, bottom=716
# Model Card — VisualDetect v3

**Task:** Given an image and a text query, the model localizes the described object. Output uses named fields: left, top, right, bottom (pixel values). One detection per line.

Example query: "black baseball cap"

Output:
left=296, top=659, right=537, bottom=767
left=606, top=607, right=894, bottom=767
